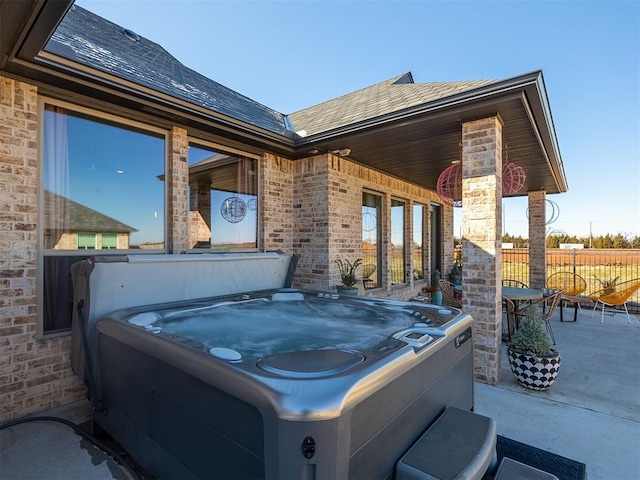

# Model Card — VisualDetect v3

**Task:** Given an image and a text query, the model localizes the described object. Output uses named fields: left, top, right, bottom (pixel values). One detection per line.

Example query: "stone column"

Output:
left=528, top=190, right=547, bottom=288
left=167, top=126, right=189, bottom=253
left=461, top=116, right=503, bottom=385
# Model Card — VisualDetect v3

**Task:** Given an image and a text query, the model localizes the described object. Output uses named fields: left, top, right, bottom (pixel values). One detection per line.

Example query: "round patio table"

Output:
left=502, top=287, right=544, bottom=340
left=502, top=286, right=543, bottom=302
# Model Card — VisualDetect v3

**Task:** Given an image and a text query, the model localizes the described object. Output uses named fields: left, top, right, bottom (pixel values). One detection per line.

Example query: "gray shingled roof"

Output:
left=45, top=5, right=289, bottom=135
left=44, top=190, right=137, bottom=233
left=45, top=6, right=499, bottom=142
left=288, top=73, right=497, bottom=136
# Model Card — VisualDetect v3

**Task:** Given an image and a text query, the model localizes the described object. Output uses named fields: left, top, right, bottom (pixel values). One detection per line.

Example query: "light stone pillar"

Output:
left=528, top=190, right=547, bottom=288
left=461, top=116, right=503, bottom=385
left=167, top=126, right=189, bottom=253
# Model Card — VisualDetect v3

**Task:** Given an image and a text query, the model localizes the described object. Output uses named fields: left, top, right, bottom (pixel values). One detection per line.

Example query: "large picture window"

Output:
left=188, top=143, right=258, bottom=250
left=362, top=191, right=382, bottom=289
left=391, top=199, right=406, bottom=285
left=413, top=203, right=425, bottom=280
left=40, top=102, right=165, bottom=334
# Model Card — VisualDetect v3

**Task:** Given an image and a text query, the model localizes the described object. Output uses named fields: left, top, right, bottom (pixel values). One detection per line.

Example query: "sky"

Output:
left=78, top=0, right=640, bottom=239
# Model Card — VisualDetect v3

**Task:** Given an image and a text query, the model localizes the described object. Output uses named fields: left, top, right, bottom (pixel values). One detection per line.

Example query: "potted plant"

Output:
left=429, top=270, right=443, bottom=305
left=507, top=304, right=561, bottom=391
left=597, top=276, right=619, bottom=295
left=335, top=258, right=362, bottom=295
left=449, top=261, right=462, bottom=285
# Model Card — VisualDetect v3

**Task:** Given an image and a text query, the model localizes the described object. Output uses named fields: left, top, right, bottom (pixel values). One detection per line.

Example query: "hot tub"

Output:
left=91, top=289, right=474, bottom=480
left=71, top=253, right=475, bottom=479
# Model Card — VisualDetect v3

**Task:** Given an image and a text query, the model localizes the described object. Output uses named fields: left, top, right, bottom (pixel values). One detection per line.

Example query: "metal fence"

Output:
left=502, top=248, right=640, bottom=313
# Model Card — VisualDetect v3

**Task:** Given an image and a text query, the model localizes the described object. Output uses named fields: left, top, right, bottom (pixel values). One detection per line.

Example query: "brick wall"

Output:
left=461, top=116, right=503, bottom=385
left=0, top=76, right=84, bottom=422
left=262, top=153, right=294, bottom=254
left=290, top=154, right=330, bottom=289
left=528, top=190, right=547, bottom=288
left=280, top=153, right=442, bottom=298
left=167, top=126, right=189, bottom=253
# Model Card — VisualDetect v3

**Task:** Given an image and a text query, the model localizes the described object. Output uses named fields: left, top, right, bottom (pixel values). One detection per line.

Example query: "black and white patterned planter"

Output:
left=507, top=346, right=561, bottom=391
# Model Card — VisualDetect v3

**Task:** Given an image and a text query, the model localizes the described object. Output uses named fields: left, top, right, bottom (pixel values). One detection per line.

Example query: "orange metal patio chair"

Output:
left=589, top=278, right=640, bottom=323
left=361, top=264, right=377, bottom=290
left=547, top=272, right=587, bottom=297
left=547, top=272, right=591, bottom=322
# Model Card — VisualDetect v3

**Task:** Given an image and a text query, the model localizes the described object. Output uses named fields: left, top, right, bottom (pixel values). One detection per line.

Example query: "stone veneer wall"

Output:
left=528, top=190, right=547, bottom=288
left=290, top=154, right=331, bottom=289
left=261, top=153, right=294, bottom=254
left=461, top=116, right=503, bottom=385
left=283, top=153, right=443, bottom=297
left=0, top=77, right=85, bottom=421
left=167, top=126, right=189, bottom=253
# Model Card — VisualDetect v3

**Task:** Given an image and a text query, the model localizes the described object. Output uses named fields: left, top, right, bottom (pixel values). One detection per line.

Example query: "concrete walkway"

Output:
left=1, top=306, right=638, bottom=479
left=476, top=306, right=640, bottom=480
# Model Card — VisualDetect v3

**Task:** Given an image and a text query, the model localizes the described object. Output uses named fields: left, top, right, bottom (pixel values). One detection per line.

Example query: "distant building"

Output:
left=559, top=243, right=584, bottom=250
left=44, top=190, right=137, bottom=249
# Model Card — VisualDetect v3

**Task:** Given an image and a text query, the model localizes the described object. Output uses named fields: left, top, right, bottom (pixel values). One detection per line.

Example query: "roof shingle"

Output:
left=288, top=73, right=497, bottom=136
left=45, top=6, right=290, bottom=135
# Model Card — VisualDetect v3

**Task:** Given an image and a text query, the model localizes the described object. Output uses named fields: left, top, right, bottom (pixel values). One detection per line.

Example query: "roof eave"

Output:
left=293, top=70, right=567, bottom=194
left=295, top=71, right=543, bottom=144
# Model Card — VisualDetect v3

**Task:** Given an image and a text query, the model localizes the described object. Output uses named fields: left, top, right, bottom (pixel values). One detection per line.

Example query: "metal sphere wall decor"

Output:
left=221, top=196, right=247, bottom=223
left=502, top=145, right=527, bottom=195
left=436, top=162, right=463, bottom=207
left=526, top=199, right=560, bottom=226
left=362, top=212, right=377, bottom=232
left=436, top=144, right=526, bottom=206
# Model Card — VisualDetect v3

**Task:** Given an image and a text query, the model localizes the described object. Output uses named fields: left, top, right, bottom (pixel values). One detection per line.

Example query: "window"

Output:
left=362, top=191, right=382, bottom=289
left=40, top=102, right=165, bottom=334
left=391, top=199, right=406, bottom=285
left=101, top=233, right=118, bottom=249
left=188, top=143, right=258, bottom=250
left=77, top=233, right=96, bottom=249
left=413, top=204, right=425, bottom=280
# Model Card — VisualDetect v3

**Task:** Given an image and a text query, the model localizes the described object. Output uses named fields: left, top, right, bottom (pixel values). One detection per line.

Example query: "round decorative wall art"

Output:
left=436, top=145, right=527, bottom=207
left=221, top=196, right=247, bottom=223
left=436, top=163, right=463, bottom=207
left=362, top=212, right=377, bottom=232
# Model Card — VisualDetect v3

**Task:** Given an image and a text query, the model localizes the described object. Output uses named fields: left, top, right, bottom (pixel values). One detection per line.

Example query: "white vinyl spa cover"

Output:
left=70, top=252, right=295, bottom=378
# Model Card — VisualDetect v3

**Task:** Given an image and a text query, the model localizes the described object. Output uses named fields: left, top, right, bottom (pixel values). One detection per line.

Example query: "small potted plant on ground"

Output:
left=429, top=270, right=443, bottom=305
left=335, top=258, right=362, bottom=295
left=449, top=261, right=462, bottom=285
left=597, top=276, right=619, bottom=295
left=507, top=304, right=561, bottom=391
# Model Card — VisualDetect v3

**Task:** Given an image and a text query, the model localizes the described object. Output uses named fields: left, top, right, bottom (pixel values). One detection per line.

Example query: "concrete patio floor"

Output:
left=1, top=305, right=638, bottom=480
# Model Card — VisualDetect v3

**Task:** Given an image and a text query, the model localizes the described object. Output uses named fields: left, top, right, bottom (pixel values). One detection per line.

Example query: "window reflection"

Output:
left=41, top=103, right=165, bottom=334
left=188, top=144, right=258, bottom=250
left=413, top=204, right=425, bottom=280
left=391, top=199, right=405, bottom=285
left=362, top=191, right=382, bottom=289
left=43, top=105, right=165, bottom=249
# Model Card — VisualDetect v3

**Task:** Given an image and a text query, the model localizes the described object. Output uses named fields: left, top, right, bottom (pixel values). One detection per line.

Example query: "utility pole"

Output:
left=589, top=221, right=592, bottom=248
